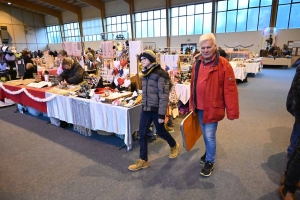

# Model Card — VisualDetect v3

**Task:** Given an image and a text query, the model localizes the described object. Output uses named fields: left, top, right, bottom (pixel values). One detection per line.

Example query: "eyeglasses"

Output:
left=140, top=57, right=147, bottom=61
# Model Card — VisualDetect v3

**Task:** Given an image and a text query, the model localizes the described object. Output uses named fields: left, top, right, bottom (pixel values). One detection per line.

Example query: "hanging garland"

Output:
left=224, top=44, right=254, bottom=48
left=0, top=83, right=57, bottom=102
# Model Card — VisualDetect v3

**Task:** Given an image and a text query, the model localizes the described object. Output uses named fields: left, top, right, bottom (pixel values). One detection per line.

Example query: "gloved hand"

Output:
left=158, top=119, right=164, bottom=124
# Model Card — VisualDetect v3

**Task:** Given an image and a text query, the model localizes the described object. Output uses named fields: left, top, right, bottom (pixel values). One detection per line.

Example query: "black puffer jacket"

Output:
left=58, top=60, right=84, bottom=84
left=290, top=65, right=300, bottom=122
left=141, top=64, right=170, bottom=119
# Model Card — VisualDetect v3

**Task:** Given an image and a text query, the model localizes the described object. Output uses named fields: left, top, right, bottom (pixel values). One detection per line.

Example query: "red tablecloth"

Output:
left=0, top=84, right=51, bottom=113
left=38, top=68, right=58, bottom=81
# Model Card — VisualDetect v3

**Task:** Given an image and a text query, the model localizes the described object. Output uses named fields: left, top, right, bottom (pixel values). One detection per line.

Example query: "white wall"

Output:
left=105, top=0, right=129, bottom=17
left=82, top=6, right=101, bottom=20
left=0, top=4, right=47, bottom=52
left=45, top=15, right=59, bottom=26
left=134, top=0, right=165, bottom=12
left=62, top=10, right=78, bottom=24
left=42, top=0, right=300, bottom=57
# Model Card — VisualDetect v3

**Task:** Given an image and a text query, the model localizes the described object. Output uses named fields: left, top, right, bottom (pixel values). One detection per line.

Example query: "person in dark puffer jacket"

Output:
left=279, top=65, right=300, bottom=200
left=128, top=50, right=179, bottom=171
left=58, top=57, right=84, bottom=85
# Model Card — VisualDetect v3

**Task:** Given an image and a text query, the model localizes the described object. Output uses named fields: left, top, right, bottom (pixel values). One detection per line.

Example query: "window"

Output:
left=46, top=25, right=62, bottom=44
left=63, top=22, right=81, bottom=42
left=83, top=18, right=102, bottom=42
left=216, top=0, right=272, bottom=33
left=106, top=14, right=131, bottom=40
left=276, top=0, right=300, bottom=29
left=135, top=9, right=166, bottom=38
left=170, top=2, right=212, bottom=36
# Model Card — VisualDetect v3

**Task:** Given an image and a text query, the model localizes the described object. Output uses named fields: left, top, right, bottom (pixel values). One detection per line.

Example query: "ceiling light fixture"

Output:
left=8, top=2, right=11, bottom=4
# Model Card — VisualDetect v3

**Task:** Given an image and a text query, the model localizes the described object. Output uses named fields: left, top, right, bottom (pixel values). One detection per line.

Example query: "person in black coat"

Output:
left=23, top=63, right=34, bottom=79
left=218, top=47, right=227, bottom=58
left=58, top=57, right=84, bottom=85
left=279, top=65, right=300, bottom=199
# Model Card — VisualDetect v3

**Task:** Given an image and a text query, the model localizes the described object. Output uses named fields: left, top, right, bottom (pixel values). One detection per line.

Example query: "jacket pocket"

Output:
left=212, top=101, right=225, bottom=108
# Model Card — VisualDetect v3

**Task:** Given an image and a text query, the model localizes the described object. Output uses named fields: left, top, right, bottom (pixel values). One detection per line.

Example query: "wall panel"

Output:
left=0, top=4, right=11, bottom=24
left=22, top=10, right=34, bottom=26
left=82, top=6, right=101, bottom=20
left=134, top=0, right=165, bottom=12
left=10, top=7, right=23, bottom=25
left=105, top=0, right=129, bottom=17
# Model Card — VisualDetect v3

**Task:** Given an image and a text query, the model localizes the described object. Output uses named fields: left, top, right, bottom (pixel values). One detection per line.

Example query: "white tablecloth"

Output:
left=90, top=102, right=142, bottom=150
left=232, top=67, right=247, bottom=81
left=46, top=92, right=142, bottom=150
left=244, top=63, right=262, bottom=74
left=175, top=83, right=190, bottom=105
left=46, top=92, right=74, bottom=124
left=230, top=61, right=262, bottom=75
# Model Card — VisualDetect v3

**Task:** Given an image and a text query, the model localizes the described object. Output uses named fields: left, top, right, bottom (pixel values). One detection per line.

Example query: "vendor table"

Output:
left=230, top=61, right=262, bottom=75
left=0, top=82, right=50, bottom=113
left=232, top=67, right=247, bottom=81
left=175, top=83, right=190, bottom=105
left=244, top=63, right=262, bottom=74
left=261, top=57, right=292, bottom=68
left=46, top=92, right=142, bottom=150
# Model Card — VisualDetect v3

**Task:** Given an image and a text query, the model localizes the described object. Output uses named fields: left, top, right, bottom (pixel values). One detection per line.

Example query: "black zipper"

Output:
left=145, top=76, right=149, bottom=108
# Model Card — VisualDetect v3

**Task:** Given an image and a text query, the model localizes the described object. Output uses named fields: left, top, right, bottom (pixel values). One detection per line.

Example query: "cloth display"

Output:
left=129, top=41, right=143, bottom=74
left=71, top=98, right=92, bottom=136
left=101, top=41, right=114, bottom=59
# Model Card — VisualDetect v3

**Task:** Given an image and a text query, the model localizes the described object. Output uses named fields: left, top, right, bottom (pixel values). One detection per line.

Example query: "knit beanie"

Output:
left=139, top=50, right=156, bottom=63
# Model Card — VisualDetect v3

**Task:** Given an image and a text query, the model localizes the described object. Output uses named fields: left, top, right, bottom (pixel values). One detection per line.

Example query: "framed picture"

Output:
left=181, top=43, right=197, bottom=54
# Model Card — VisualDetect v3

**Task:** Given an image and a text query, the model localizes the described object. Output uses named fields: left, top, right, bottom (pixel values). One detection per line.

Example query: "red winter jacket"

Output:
left=189, top=53, right=239, bottom=124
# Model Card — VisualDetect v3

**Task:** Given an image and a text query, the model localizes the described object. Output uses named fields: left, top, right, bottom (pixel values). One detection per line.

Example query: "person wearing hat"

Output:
left=58, top=57, right=84, bottom=85
left=128, top=50, right=179, bottom=171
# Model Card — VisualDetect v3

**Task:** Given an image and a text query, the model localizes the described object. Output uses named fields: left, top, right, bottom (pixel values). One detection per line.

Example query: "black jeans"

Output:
left=284, top=136, right=300, bottom=193
left=138, top=110, right=176, bottom=161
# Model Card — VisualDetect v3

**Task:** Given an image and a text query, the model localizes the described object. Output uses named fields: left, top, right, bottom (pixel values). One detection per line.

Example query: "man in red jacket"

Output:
left=190, top=33, right=239, bottom=177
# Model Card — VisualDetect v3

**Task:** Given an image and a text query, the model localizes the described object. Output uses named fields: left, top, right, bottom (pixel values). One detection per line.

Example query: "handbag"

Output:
left=180, top=111, right=202, bottom=151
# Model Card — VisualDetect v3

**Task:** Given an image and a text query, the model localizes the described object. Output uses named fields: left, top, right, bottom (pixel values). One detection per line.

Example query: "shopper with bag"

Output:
left=189, top=33, right=239, bottom=177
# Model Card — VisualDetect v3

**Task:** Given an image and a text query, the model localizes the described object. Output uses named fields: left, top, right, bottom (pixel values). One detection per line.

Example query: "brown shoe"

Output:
left=280, top=174, right=300, bottom=189
left=169, top=143, right=179, bottom=159
left=278, top=186, right=295, bottom=200
left=128, top=159, right=149, bottom=171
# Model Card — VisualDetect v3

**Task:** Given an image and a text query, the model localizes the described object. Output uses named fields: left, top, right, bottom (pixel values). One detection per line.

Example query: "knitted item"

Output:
left=140, top=64, right=159, bottom=77
left=71, top=98, right=92, bottom=136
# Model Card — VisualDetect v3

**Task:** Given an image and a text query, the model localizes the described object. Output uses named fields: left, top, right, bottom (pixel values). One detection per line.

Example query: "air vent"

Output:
left=0, top=26, right=9, bottom=44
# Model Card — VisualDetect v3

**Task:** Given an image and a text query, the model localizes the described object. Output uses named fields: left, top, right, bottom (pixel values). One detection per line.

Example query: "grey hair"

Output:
left=199, top=33, right=216, bottom=45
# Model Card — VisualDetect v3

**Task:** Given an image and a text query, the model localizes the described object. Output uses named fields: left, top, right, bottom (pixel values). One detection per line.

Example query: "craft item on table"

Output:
left=48, top=87, right=72, bottom=96
left=120, top=59, right=128, bottom=68
left=101, top=41, right=114, bottom=59
left=27, top=81, right=51, bottom=88
left=71, top=98, right=92, bottom=136
left=118, top=68, right=123, bottom=77
left=4, top=79, right=36, bottom=86
left=77, top=84, right=91, bottom=99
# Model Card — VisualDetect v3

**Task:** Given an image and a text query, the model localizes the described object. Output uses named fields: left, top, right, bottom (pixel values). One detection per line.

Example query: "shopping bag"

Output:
left=180, top=111, right=202, bottom=151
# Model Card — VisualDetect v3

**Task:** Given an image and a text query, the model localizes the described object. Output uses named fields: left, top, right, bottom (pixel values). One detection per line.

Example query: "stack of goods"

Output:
left=111, top=91, right=142, bottom=107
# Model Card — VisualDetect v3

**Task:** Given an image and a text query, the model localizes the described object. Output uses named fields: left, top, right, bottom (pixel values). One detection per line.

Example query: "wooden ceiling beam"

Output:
left=3, top=0, right=62, bottom=24
left=124, top=0, right=135, bottom=40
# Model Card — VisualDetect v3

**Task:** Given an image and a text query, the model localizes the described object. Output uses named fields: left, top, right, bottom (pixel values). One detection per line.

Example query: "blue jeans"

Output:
left=287, top=121, right=300, bottom=156
left=197, top=110, right=218, bottom=164
left=138, top=111, right=176, bottom=161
